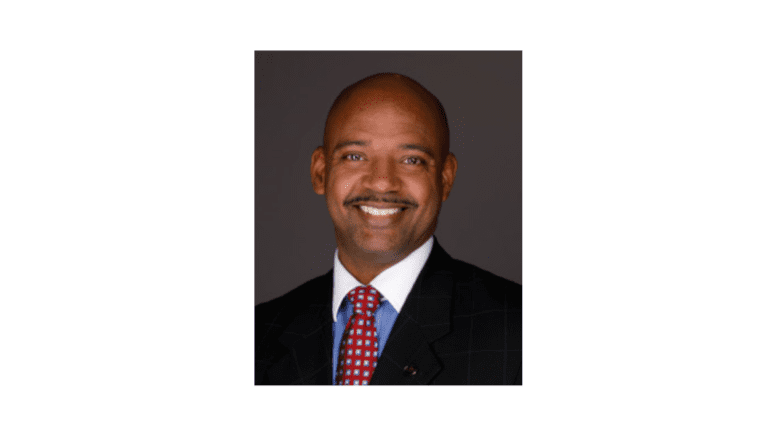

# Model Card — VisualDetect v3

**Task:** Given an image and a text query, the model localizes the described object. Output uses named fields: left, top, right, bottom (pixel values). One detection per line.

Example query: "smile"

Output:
left=359, top=205, right=404, bottom=216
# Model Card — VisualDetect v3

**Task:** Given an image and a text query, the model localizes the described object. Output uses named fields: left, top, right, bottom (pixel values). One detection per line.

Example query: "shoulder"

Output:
left=447, top=257, right=522, bottom=311
left=427, top=239, right=520, bottom=311
left=255, top=271, right=332, bottom=356
left=255, top=272, right=332, bottom=325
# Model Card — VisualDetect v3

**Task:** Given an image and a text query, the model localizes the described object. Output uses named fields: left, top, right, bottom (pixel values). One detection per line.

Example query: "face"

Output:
left=311, top=87, right=457, bottom=266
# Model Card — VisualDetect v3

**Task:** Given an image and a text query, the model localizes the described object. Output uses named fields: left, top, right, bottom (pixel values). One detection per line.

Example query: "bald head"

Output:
left=323, top=73, right=450, bottom=158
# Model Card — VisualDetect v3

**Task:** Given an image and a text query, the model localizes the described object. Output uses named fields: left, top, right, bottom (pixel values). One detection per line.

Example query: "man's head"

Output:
left=311, top=73, right=458, bottom=273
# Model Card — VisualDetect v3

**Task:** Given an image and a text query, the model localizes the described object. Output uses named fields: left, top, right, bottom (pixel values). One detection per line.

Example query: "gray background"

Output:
left=255, top=51, right=521, bottom=305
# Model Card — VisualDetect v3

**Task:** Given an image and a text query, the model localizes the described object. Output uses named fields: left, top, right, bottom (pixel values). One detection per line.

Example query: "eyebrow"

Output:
left=332, top=140, right=368, bottom=153
left=332, top=140, right=435, bottom=158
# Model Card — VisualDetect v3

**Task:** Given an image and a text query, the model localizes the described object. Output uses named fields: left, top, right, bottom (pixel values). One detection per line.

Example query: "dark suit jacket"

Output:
left=255, top=239, right=522, bottom=385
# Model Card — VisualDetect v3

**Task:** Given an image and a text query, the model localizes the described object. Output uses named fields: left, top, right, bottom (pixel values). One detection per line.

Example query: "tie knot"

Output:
left=347, top=286, right=382, bottom=316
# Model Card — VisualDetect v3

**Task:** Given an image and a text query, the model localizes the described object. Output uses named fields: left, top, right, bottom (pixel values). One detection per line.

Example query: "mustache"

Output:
left=344, top=195, right=417, bottom=208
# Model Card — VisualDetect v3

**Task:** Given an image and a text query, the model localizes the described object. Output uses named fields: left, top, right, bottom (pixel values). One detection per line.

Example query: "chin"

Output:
left=352, top=235, right=408, bottom=261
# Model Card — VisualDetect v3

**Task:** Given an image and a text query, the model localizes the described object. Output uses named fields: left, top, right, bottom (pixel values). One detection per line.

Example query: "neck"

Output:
left=337, top=249, right=406, bottom=285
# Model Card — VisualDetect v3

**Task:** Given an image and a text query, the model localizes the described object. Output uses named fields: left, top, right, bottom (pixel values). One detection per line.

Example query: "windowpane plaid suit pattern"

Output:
left=255, top=239, right=522, bottom=385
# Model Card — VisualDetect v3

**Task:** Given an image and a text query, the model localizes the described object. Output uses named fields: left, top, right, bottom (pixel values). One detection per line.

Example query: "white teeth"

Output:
left=359, top=205, right=401, bottom=216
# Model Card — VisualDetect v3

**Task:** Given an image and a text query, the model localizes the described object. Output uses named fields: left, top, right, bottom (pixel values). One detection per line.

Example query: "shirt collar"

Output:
left=332, top=236, right=435, bottom=321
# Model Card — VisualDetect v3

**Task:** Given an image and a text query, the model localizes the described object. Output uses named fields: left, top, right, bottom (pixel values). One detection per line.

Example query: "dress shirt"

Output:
left=331, top=236, right=434, bottom=384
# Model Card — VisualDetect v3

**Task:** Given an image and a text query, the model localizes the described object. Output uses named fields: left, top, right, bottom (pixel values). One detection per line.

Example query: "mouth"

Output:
left=350, top=203, right=411, bottom=222
left=357, top=205, right=407, bottom=216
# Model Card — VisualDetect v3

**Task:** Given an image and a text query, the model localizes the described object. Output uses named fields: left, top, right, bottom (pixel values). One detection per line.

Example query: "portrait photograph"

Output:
left=254, top=51, right=522, bottom=385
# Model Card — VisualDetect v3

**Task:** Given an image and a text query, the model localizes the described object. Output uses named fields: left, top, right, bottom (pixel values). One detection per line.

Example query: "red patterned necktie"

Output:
left=335, top=285, right=382, bottom=385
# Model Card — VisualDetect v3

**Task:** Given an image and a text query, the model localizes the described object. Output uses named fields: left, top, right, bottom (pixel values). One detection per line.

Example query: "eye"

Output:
left=342, top=153, right=363, bottom=161
left=404, top=156, right=426, bottom=166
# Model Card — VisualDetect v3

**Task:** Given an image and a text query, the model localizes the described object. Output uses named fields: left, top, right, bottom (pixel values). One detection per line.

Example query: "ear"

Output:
left=311, top=146, right=327, bottom=195
left=441, top=152, right=458, bottom=201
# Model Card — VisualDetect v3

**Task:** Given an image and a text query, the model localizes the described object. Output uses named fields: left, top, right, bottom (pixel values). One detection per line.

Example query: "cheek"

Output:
left=409, top=176, right=439, bottom=202
left=332, top=169, right=360, bottom=189
left=327, top=169, right=358, bottom=200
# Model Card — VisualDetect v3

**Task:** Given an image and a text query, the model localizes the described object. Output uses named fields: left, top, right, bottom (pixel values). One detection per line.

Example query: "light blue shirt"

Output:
left=331, top=236, right=435, bottom=384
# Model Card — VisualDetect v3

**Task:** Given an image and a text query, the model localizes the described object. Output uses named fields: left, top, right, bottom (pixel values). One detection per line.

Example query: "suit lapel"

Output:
left=370, top=240, right=456, bottom=385
left=266, top=272, right=333, bottom=385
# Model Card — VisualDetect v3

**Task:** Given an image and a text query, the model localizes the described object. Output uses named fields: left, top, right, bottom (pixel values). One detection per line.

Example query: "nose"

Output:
left=364, top=159, right=401, bottom=193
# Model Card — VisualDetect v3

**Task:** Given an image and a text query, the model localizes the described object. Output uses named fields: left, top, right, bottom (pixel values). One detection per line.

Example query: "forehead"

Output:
left=325, top=86, right=443, bottom=153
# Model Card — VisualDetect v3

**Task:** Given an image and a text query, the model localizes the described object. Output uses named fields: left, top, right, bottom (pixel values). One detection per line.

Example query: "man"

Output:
left=255, top=73, right=521, bottom=385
